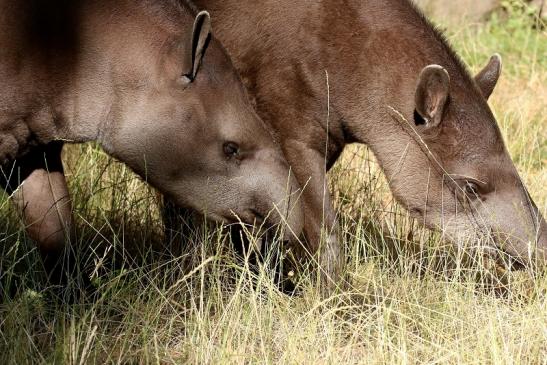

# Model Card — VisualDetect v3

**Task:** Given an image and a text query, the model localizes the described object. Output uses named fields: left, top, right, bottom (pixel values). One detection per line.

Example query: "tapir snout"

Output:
left=244, top=148, right=304, bottom=241
left=486, top=187, right=547, bottom=266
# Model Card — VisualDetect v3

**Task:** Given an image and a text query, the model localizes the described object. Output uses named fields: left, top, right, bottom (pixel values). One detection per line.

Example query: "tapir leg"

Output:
left=12, top=169, right=72, bottom=254
left=283, top=141, right=345, bottom=290
left=5, top=142, right=73, bottom=283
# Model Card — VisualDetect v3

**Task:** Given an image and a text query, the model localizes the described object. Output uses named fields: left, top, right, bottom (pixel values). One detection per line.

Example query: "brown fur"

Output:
left=192, top=0, right=547, bottom=275
left=0, top=0, right=304, bottom=282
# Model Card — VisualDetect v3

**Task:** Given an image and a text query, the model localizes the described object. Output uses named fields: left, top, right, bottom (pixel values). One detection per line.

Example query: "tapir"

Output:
left=0, top=0, right=304, bottom=282
left=191, top=0, right=547, bottom=283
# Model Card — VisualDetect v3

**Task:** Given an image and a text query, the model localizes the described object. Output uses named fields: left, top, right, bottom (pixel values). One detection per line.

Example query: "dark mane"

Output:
left=405, top=0, right=475, bottom=81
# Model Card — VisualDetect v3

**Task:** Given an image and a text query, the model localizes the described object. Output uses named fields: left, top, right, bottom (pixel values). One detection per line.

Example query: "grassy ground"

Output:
left=1, top=5, right=546, bottom=365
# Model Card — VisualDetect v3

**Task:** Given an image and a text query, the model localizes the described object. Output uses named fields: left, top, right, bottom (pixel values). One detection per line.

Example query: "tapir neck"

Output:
left=322, top=0, right=477, bottom=185
left=0, top=1, right=113, bottom=151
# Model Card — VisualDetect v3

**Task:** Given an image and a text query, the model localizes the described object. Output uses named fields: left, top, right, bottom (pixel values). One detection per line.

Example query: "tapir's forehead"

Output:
left=447, top=134, right=519, bottom=189
left=448, top=92, right=506, bottom=156
left=439, top=90, right=520, bottom=183
left=215, top=102, right=261, bottom=138
left=193, top=47, right=275, bottom=147
left=199, top=37, right=244, bottom=87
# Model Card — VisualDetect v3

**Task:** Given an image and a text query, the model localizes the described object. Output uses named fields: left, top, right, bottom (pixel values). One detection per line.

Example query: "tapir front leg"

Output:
left=13, top=169, right=72, bottom=253
left=8, top=143, right=73, bottom=282
left=283, top=141, right=345, bottom=291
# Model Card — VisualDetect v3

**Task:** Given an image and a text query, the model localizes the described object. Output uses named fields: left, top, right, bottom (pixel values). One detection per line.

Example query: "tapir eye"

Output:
left=223, top=142, right=240, bottom=158
left=464, top=182, right=480, bottom=200
left=452, top=177, right=488, bottom=204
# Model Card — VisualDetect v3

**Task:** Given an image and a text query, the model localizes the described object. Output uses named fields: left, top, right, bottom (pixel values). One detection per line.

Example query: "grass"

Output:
left=1, top=6, right=546, bottom=365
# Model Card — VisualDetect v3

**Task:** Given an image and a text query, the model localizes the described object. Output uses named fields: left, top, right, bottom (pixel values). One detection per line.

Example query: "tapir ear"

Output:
left=185, top=11, right=211, bottom=81
left=474, top=54, right=502, bottom=100
left=414, top=65, right=450, bottom=128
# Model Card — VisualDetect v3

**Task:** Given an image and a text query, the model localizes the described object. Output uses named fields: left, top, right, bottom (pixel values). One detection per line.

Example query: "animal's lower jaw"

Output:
left=441, top=226, right=529, bottom=269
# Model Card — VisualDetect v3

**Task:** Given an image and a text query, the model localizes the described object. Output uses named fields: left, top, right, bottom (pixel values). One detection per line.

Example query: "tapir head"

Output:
left=397, top=55, right=546, bottom=266
left=107, top=12, right=303, bottom=239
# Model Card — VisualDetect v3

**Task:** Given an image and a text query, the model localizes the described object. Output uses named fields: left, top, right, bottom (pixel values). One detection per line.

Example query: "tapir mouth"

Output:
left=208, top=209, right=267, bottom=228
left=502, top=252, right=527, bottom=270
left=444, top=225, right=529, bottom=270
left=489, top=230, right=536, bottom=270
left=206, top=205, right=301, bottom=242
left=491, top=245, right=527, bottom=270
